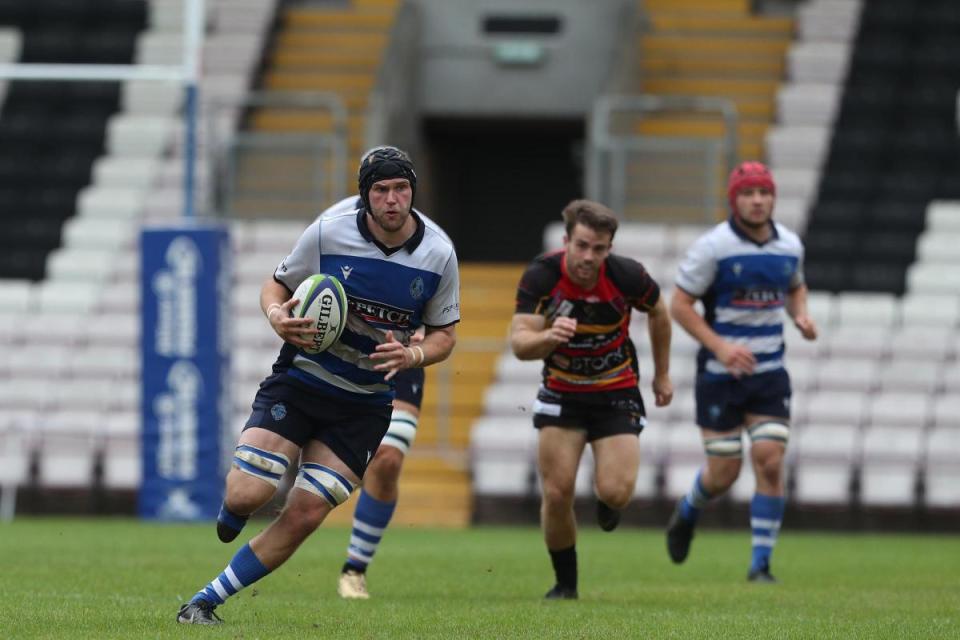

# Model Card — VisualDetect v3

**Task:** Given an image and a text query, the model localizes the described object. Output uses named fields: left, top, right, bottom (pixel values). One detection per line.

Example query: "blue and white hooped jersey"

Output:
left=271, top=197, right=460, bottom=403
left=675, top=218, right=804, bottom=380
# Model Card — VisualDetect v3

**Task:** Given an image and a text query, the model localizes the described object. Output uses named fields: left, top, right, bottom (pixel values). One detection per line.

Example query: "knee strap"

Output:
left=380, top=409, right=418, bottom=455
left=748, top=421, right=790, bottom=446
left=295, top=463, right=355, bottom=507
left=233, top=445, right=290, bottom=487
left=704, top=434, right=744, bottom=458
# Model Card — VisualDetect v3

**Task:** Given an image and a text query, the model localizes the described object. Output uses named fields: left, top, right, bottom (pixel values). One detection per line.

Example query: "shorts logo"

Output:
left=271, top=402, right=287, bottom=421
left=708, top=404, right=722, bottom=422
left=410, top=276, right=424, bottom=300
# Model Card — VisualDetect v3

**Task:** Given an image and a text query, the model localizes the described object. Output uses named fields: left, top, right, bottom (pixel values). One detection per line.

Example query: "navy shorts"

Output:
left=393, top=367, right=425, bottom=409
left=532, top=386, right=647, bottom=441
left=243, top=377, right=392, bottom=478
left=695, top=368, right=792, bottom=432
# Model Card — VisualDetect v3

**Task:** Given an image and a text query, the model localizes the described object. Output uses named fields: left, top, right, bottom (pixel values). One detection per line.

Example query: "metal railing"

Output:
left=365, top=1, right=422, bottom=154
left=587, top=94, right=739, bottom=224
left=207, top=91, right=349, bottom=219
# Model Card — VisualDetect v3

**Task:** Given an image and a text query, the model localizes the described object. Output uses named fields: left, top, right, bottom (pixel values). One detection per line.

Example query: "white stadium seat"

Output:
left=787, top=44, right=851, bottom=84
left=861, top=463, right=918, bottom=507
left=796, top=0, right=862, bottom=42
left=46, top=248, right=116, bottom=283
left=875, top=359, right=941, bottom=394
left=925, top=201, right=960, bottom=232
left=931, top=395, right=960, bottom=429
left=77, top=185, right=148, bottom=219
left=906, top=263, right=960, bottom=295
left=899, top=293, right=960, bottom=328
left=821, top=325, right=889, bottom=358
left=776, top=84, right=841, bottom=127
left=814, top=357, right=878, bottom=393
left=765, top=126, right=830, bottom=170
left=887, top=326, right=955, bottom=362
left=482, top=383, right=539, bottom=418
left=833, top=292, right=899, bottom=328
left=62, top=216, right=137, bottom=251
left=864, top=393, right=932, bottom=430
left=0, top=279, right=34, bottom=314
left=803, top=390, right=869, bottom=428
left=106, top=115, right=176, bottom=158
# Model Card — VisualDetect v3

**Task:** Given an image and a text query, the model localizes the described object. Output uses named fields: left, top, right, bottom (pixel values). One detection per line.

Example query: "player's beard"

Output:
left=369, top=207, right=410, bottom=234
left=736, top=206, right=773, bottom=230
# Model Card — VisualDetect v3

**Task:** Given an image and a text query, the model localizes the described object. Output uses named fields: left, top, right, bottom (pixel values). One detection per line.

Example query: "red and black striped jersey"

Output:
left=515, top=251, right=660, bottom=393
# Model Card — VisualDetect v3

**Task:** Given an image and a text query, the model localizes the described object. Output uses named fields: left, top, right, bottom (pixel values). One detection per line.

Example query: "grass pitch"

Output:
left=0, top=518, right=957, bottom=639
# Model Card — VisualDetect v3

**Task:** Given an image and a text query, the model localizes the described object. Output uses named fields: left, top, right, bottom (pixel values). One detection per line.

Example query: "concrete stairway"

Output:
left=627, top=0, right=794, bottom=221
left=326, top=262, right=526, bottom=528
left=231, top=0, right=400, bottom=218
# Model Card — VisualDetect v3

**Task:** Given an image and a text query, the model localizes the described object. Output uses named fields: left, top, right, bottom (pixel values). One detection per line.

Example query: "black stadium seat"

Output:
left=806, top=0, right=960, bottom=295
left=0, top=1, right=146, bottom=280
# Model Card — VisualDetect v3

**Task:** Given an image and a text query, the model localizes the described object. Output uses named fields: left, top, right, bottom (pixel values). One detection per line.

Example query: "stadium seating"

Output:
left=473, top=198, right=960, bottom=515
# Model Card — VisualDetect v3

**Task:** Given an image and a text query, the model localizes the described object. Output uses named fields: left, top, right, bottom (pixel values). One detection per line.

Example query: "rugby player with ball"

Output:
left=177, top=146, right=460, bottom=625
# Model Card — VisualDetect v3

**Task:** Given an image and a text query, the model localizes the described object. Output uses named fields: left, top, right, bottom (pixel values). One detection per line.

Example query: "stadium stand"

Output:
left=1, top=0, right=959, bottom=531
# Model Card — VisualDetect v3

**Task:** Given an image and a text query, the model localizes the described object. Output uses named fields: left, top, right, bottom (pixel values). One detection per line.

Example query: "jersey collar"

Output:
left=356, top=208, right=425, bottom=255
left=727, top=215, right=778, bottom=247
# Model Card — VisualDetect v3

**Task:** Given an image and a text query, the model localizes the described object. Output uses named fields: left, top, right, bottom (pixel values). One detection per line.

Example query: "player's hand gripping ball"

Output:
left=291, top=274, right=348, bottom=354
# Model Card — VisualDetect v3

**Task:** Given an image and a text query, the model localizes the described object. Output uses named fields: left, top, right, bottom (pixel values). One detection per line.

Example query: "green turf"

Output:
left=0, top=518, right=958, bottom=639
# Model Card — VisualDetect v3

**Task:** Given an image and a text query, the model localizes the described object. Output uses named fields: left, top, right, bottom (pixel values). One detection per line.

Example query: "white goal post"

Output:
left=0, top=0, right=206, bottom=217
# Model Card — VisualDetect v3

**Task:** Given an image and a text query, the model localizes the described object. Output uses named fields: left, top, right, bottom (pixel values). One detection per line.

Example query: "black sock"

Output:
left=548, top=545, right=577, bottom=590
left=342, top=561, right=366, bottom=574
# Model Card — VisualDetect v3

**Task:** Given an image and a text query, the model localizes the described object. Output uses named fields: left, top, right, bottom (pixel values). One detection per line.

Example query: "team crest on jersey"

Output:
left=709, top=404, right=722, bottom=422
left=271, top=402, right=287, bottom=421
left=410, top=276, right=425, bottom=300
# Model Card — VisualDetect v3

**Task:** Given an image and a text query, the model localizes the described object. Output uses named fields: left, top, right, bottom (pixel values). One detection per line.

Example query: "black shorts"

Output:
left=243, top=378, right=392, bottom=478
left=532, top=386, right=647, bottom=441
left=393, top=367, right=425, bottom=409
left=695, top=368, right=792, bottom=432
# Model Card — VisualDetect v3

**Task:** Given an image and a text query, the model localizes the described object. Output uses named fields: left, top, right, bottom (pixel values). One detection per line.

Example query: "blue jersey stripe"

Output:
left=713, top=322, right=784, bottom=337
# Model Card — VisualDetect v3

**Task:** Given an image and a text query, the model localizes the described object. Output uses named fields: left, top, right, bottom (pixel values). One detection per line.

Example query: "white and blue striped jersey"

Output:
left=271, top=197, right=460, bottom=403
left=675, top=219, right=804, bottom=380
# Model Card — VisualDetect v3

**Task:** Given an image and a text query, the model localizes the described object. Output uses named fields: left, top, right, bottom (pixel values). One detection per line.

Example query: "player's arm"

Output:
left=509, top=313, right=577, bottom=361
left=645, top=296, right=673, bottom=406
left=670, top=287, right=756, bottom=377
left=786, top=284, right=817, bottom=340
left=260, top=276, right=316, bottom=350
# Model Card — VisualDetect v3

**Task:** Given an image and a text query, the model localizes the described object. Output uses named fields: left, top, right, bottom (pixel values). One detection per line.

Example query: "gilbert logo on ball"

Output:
left=292, top=274, right=349, bottom=354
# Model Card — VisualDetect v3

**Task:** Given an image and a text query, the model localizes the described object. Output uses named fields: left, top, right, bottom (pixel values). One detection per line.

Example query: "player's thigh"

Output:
left=537, top=426, right=587, bottom=496
left=226, top=427, right=301, bottom=498
left=744, top=413, right=787, bottom=471
left=700, top=426, right=745, bottom=483
left=290, top=438, right=363, bottom=512
left=591, top=433, right=640, bottom=491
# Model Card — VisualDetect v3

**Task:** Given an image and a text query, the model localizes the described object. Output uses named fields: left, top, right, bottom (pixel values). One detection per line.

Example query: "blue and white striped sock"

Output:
left=679, top=470, right=713, bottom=524
left=192, top=543, right=270, bottom=606
left=750, top=493, right=785, bottom=573
left=344, top=489, right=396, bottom=572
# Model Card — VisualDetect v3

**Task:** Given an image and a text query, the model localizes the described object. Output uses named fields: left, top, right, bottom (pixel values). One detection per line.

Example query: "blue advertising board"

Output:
left=140, top=224, right=232, bottom=520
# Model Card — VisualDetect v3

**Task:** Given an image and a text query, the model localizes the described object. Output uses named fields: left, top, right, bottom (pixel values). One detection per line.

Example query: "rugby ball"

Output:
left=291, top=274, right=348, bottom=354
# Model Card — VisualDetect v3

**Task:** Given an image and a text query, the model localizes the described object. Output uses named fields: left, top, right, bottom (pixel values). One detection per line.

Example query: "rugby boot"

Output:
left=338, top=569, right=370, bottom=599
left=544, top=584, right=578, bottom=600
left=747, top=567, right=778, bottom=584
left=596, top=500, right=621, bottom=532
left=666, top=500, right=695, bottom=564
left=177, top=600, right=223, bottom=625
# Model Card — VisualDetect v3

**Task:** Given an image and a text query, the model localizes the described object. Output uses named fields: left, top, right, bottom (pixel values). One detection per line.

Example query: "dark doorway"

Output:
left=422, top=118, right=584, bottom=262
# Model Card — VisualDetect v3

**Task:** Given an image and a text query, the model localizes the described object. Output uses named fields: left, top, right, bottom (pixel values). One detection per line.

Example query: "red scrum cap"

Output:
left=727, top=161, right=776, bottom=209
